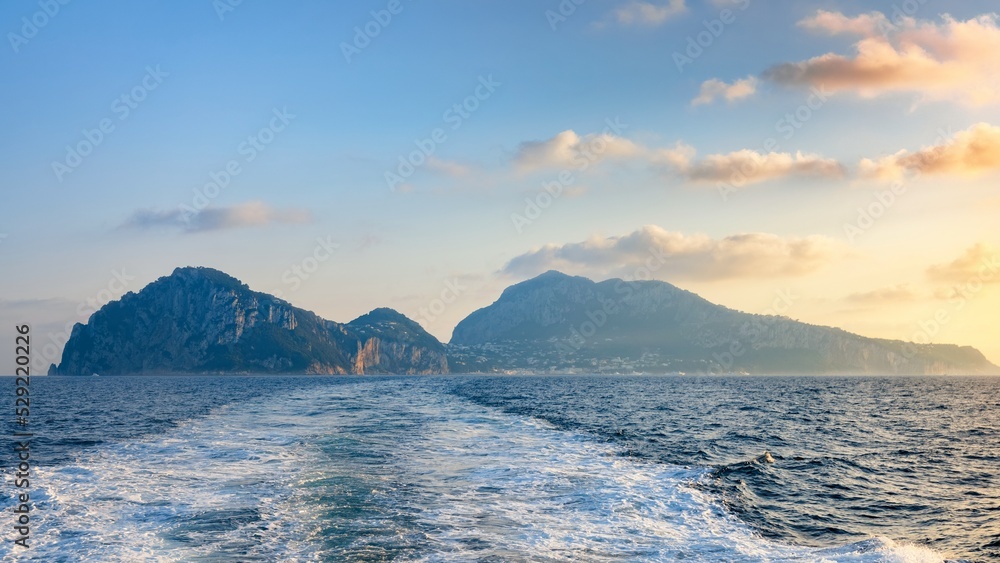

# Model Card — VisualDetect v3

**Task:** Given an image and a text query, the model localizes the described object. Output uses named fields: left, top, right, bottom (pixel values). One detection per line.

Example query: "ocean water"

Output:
left=1, top=375, right=997, bottom=562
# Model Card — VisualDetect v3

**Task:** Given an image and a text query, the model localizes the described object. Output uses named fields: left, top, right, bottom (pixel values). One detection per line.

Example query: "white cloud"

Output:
left=509, top=130, right=843, bottom=188
left=503, top=225, right=843, bottom=281
left=797, top=10, right=890, bottom=37
left=612, top=0, right=686, bottom=27
left=686, top=150, right=846, bottom=185
left=692, top=76, right=758, bottom=106
left=512, top=130, right=644, bottom=173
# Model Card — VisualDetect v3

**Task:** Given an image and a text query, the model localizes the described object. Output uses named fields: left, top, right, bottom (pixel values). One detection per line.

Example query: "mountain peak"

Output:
left=167, top=266, right=247, bottom=288
left=170, top=265, right=226, bottom=277
left=349, top=307, right=412, bottom=326
left=537, top=269, right=573, bottom=279
left=51, top=268, right=448, bottom=375
left=499, top=270, right=592, bottom=298
left=448, top=271, right=998, bottom=375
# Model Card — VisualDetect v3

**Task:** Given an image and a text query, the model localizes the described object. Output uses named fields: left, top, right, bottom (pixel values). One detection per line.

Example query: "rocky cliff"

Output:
left=49, top=267, right=449, bottom=375
left=347, top=308, right=449, bottom=374
left=448, top=271, right=998, bottom=375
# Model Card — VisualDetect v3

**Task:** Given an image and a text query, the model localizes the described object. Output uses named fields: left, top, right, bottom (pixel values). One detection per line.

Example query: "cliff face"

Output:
left=449, top=271, right=998, bottom=375
left=348, top=308, right=449, bottom=374
left=50, top=267, right=449, bottom=375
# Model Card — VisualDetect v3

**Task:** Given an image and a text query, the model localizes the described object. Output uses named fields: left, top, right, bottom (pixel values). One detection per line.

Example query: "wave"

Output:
left=0, top=399, right=328, bottom=562
left=0, top=379, right=956, bottom=562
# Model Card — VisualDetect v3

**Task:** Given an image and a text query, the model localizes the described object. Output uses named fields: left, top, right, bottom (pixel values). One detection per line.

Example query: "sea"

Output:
left=1, top=375, right=997, bottom=562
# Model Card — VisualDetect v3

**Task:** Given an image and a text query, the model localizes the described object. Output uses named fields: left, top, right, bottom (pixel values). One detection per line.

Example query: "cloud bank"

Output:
left=511, top=130, right=844, bottom=187
left=511, top=120, right=1000, bottom=189
left=503, top=225, right=842, bottom=281
left=765, top=12, right=1000, bottom=106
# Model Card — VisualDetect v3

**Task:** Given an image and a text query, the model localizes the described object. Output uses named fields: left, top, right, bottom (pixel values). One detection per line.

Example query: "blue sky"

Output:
left=2, top=0, right=1000, bottom=372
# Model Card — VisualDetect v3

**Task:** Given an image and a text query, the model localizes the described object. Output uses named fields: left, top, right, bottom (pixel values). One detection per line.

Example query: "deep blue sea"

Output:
left=1, top=375, right=998, bottom=562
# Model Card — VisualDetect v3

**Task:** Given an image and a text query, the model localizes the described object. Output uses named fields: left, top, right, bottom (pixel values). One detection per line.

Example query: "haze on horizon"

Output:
left=1, top=0, right=999, bottom=371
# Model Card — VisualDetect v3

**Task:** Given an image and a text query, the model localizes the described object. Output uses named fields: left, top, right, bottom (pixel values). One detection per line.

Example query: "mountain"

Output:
left=49, top=267, right=448, bottom=375
left=48, top=268, right=997, bottom=376
left=447, top=271, right=998, bottom=375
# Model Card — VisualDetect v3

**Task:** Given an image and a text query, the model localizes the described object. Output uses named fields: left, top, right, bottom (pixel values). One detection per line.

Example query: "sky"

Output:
left=2, top=0, right=999, bottom=373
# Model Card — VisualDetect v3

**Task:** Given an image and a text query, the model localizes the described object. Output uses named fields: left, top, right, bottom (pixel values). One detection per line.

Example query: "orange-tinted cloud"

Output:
left=767, top=12, right=1000, bottom=106
left=927, top=244, right=1000, bottom=283
left=861, top=123, right=1000, bottom=180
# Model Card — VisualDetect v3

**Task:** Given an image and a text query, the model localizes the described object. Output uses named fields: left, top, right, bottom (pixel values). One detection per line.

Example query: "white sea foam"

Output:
left=337, top=384, right=951, bottom=563
left=0, top=379, right=954, bottom=562
left=2, top=399, right=330, bottom=562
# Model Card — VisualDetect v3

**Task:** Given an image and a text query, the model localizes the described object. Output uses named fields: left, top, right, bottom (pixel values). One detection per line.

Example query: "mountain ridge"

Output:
left=50, top=266, right=448, bottom=375
left=448, top=271, right=998, bottom=375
